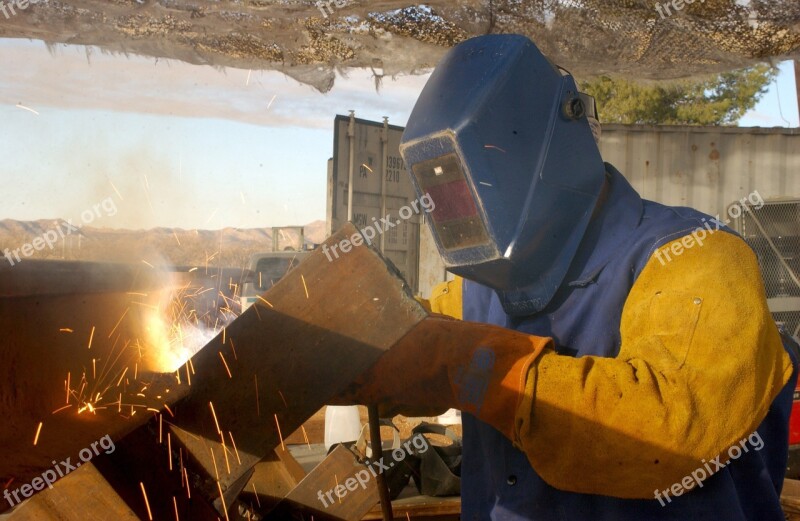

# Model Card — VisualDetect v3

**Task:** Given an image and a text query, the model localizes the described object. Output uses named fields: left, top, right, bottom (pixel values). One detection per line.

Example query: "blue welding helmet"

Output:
left=400, top=34, right=606, bottom=316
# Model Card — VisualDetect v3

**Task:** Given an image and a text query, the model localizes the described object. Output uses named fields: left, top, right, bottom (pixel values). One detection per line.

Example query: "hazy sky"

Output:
left=0, top=39, right=429, bottom=230
left=0, top=39, right=796, bottom=230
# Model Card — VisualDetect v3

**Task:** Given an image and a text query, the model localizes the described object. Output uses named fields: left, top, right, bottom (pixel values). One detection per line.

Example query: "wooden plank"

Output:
left=4, top=462, right=139, bottom=521
left=169, top=222, right=429, bottom=513
left=265, top=444, right=379, bottom=520
left=237, top=450, right=306, bottom=515
left=783, top=478, right=800, bottom=516
left=363, top=495, right=461, bottom=520
left=91, top=421, right=222, bottom=521
left=274, top=446, right=307, bottom=485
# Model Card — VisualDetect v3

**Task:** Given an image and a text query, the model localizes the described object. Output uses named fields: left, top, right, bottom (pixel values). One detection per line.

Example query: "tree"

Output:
left=579, top=65, right=777, bottom=125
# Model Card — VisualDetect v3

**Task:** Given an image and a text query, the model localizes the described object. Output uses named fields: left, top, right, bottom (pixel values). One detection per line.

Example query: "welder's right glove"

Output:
left=333, top=315, right=553, bottom=441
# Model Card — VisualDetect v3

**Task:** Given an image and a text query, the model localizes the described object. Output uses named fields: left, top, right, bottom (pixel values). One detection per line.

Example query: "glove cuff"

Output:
left=448, top=331, right=551, bottom=440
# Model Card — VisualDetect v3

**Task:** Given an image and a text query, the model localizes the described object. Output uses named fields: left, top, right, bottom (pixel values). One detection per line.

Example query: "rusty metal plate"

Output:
left=169, top=222, right=428, bottom=513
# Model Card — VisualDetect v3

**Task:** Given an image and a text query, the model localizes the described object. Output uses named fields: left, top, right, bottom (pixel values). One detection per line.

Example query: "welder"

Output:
left=337, top=34, right=798, bottom=519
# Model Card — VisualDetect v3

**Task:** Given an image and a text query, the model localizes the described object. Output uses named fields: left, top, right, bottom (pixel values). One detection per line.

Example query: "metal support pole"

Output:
left=368, top=404, right=393, bottom=521
left=380, top=116, right=389, bottom=253
left=347, top=110, right=356, bottom=222
left=794, top=60, right=799, bottom=128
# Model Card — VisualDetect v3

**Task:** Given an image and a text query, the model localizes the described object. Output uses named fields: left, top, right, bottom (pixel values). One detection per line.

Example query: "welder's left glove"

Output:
left=333, top=315, right=552, bottom=441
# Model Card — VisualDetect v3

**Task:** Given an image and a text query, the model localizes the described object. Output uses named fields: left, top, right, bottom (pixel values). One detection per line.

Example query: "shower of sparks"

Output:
left=218, top=352, right=233, bottom=379
left=256, top=296, right=273, bottom=308
left=220, top=434, right=231, bottom=474
left=179, top=449, right=185, bottom=485
left=40, top=265, right=237, bottom=455
left=484, top=144, right=507, bottom=153
left=278, top=390, right=288, bottom=408
left=479, top=181, right=493, bottom=187
left=117, top=367, right=128, bottom=387
left=183, top=467, right=192, bottom=498
left=173, top=496, right=180, bottom=521
left=108, top=179, right=123, bottom=200
left=210, top=446, right=221, bottom=481
left=254, top=375, right=261, bottom=417
left=246, top=69, right=252, bottom=86
left=205, top=208, right=219, bottom=225
left=301, top=275, right=309, bottom=299
left=252, top=483, right=261, bottom=507
left=168, top=433, right=173, bottom=471
left=274, top=414, right=285, bottom=451
left=140, top=482, right=153, bottom=521
left=301, top=425, right=311, bottom=449
left=361, top=163, right=374, bottom=173
left=210, top=401, right=222, bottom=434
left=33, top=422, right=43, bottom=446
left=108, top=308, right=129, bottom=338
left=15, top=103, right=39, bottom=115
left=217, top=481, right=231, bottom=521
left=267, top=94, right=277, bottom=111
left=229, top=431, right=241, bottom=464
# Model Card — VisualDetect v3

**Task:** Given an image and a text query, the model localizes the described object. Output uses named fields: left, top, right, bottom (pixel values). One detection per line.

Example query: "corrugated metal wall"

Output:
left=600, top=125, right=800, bottom=218
left=415, top=124, right=800, bottom=297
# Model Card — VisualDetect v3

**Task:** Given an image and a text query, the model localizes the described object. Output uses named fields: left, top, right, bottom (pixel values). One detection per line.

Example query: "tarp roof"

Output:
left=1, top=0, right=798, bottom=91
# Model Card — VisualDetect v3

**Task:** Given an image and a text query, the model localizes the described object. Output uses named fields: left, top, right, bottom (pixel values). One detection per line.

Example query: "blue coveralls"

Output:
left=461, top=165, right=798, bottom=520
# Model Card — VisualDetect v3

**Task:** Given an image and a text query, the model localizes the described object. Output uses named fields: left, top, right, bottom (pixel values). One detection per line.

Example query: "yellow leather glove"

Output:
left=335, top=315, right=551, bottom=440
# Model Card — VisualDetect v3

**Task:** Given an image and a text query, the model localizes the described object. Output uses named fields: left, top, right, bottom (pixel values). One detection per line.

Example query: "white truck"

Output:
left=239, top=250, right=310, bottom=310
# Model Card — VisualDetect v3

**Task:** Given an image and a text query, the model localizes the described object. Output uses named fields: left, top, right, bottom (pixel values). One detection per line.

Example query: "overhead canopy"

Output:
left=1, top=0, right=798, bottom=91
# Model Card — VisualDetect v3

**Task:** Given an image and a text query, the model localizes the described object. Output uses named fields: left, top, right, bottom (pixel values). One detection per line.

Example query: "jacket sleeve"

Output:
left=429, top=277, right=464, bottom=320
left=513, top=230, right=793, bottom=498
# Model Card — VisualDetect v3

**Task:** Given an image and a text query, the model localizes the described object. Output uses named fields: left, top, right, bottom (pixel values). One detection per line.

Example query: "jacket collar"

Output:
left=562, top=163, right=644, bottom=288
left=495, top=163, right=643, bottom=316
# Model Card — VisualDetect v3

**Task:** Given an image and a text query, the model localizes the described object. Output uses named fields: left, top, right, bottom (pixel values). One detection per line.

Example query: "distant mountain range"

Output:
left=0, top=219, right=328, bottom=269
